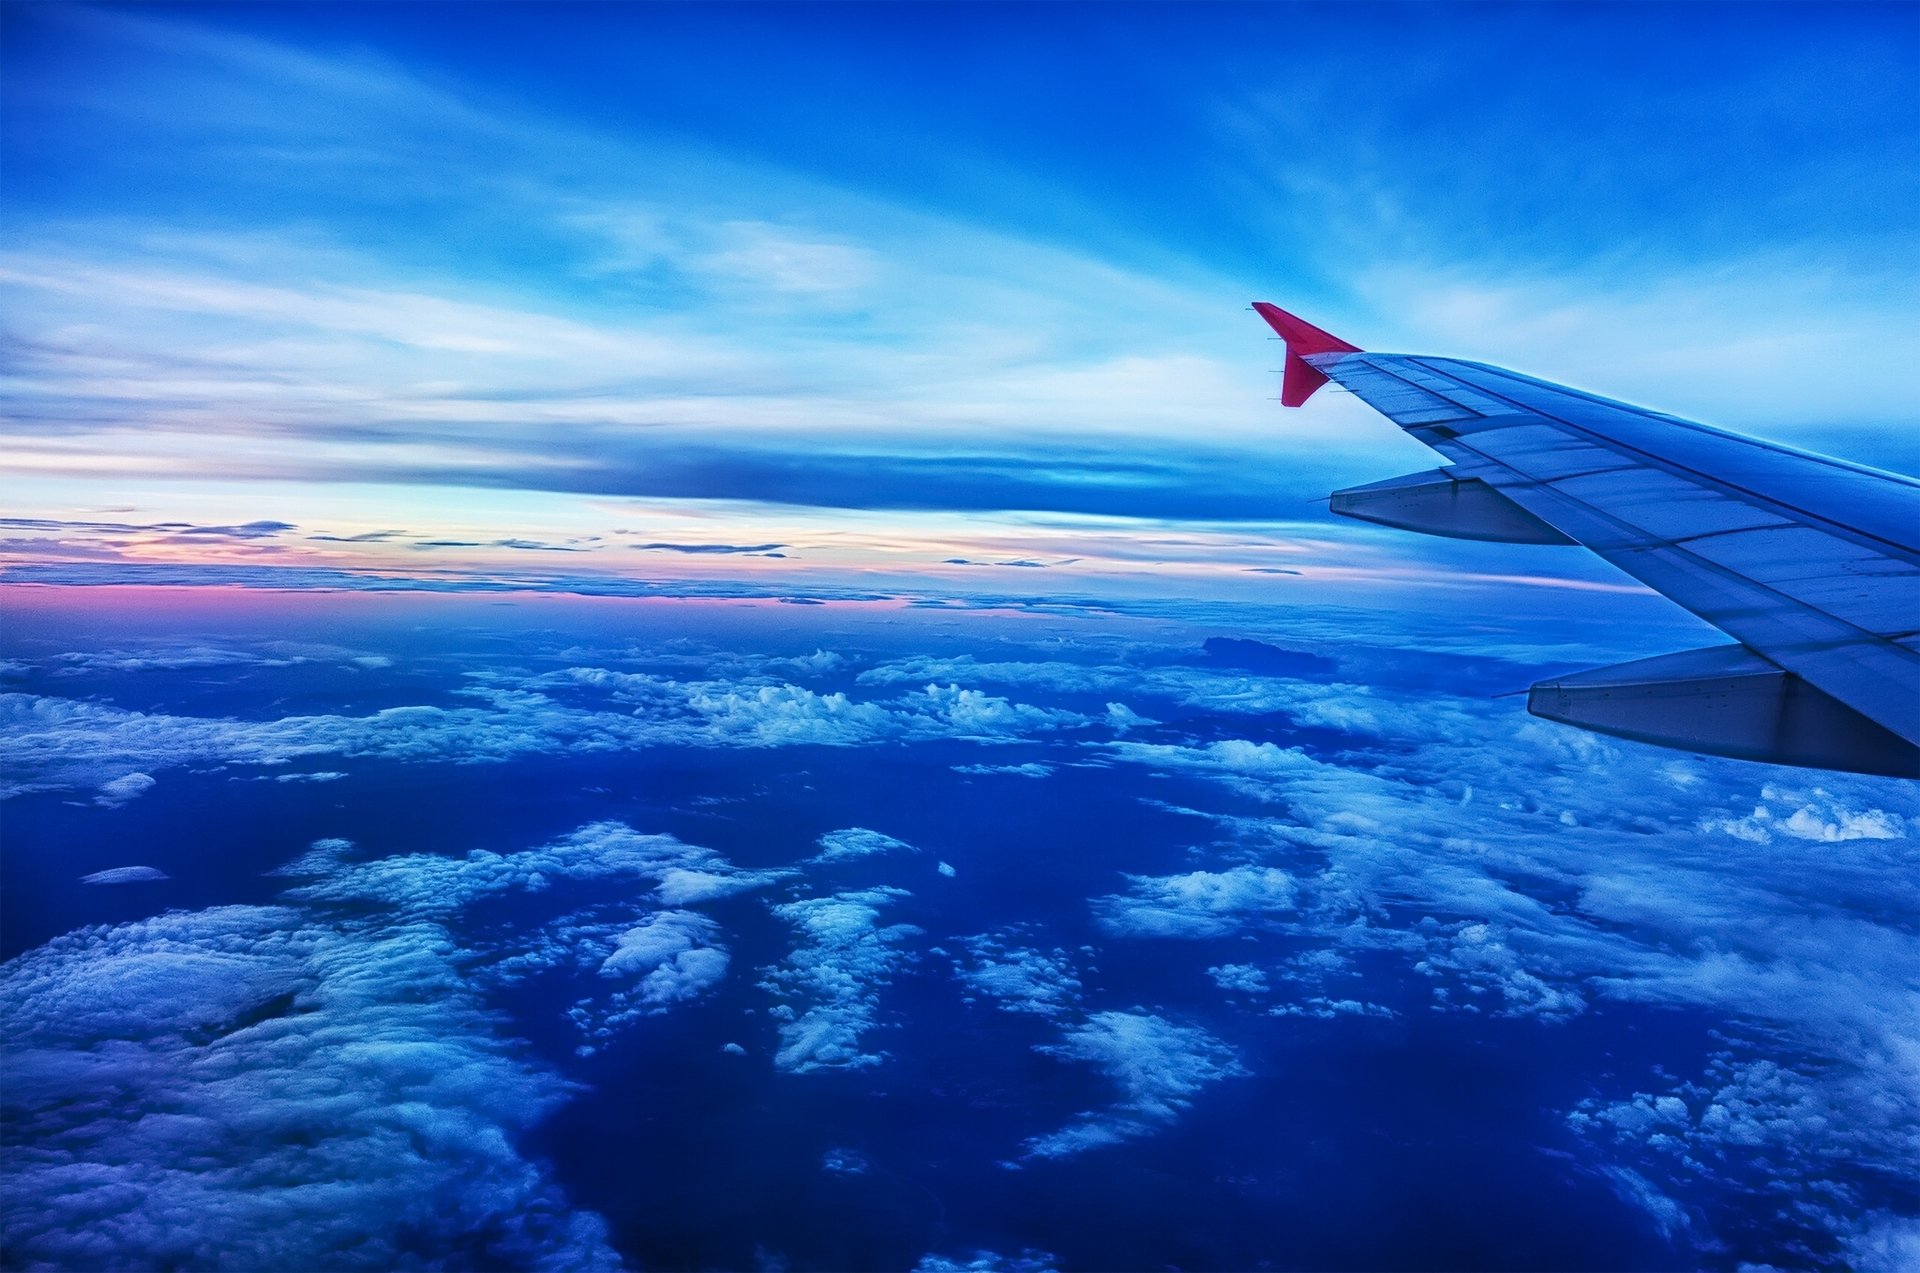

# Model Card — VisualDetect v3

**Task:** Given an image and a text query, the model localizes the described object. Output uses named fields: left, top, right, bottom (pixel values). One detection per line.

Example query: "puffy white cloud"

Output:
left=1414, top=922, right=1586, bottom=1021
left=599, top=910, right=730, bottom=1011
left=93, top=772, right=155, bottom=807
left=683, top=683, right=901, bottom=745
left=1699, top=786, right=1908, bottom=846
left=556, top=912, right=734, bottom=1050
left=1091, top=674, right=1920, bottom=1260
left=0, top=810, right=801, bottom=1264
left=1568, top=1048, right=1920, bottom=1266
left=762, top=888, right=920, bottom=1074
left=1023, top=1012, right=1244, bottom=1159
left=857, top=655, right=1128, bottom=694
left=288, top=820, right=709, bottom=917
left=952, top=762, right=1054, bottom=777
left=0, top=905, right=619, bottom=1270
left=1, top=667, right=1088, bottom=799
left=811, top=827, right=917, bottom=864
left=955, top=933, right=1084, bottom=1017
left=1267, top=997, right=1395, bottom=1020
left=0, top=690, right=641, bottom=798
left=653, top=865, right=790, bottom=905
left=1206, top=963, right=1268, bottom=994
left=1094, top=866, right=1299, bottom=940
left=600, top=909, right=716, bottom=977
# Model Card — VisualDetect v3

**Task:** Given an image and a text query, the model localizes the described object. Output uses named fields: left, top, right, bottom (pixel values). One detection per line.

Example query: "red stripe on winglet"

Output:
left=1252, top=301, right=1362, bottom=408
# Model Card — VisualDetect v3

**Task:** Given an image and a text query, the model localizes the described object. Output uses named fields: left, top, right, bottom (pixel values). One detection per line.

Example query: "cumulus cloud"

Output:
left=1568, top=1050, right=1919, bottom=1258
left=92, top=772, right=155, bottom=807
left=0, top=810, right=794, bottom=1265
left=1206, top=963, right=1268, bottom=994
left=600, top=910, right=723, bottom=980
left=952, top=762, right=1053, bottom=777
left=288, top=821, right=716, bottom=917
left=0, top=907, right=619, bottom=1270
left=955, top=932, right=1084, bottom=1017
left=1699, top=786, right=1909, bottom=845
left=1414, top=922, right=1586, bottom=1021
left=810, top=827, right=917, bottom=864
left=654, top=864, right=790, bottom=905
left=549, top=911, right=734, bottom=1049
left=1023, top=1012, right=1244, bottom=1159
left=1087, top=670, right=1920, bottom=1262
left=762, top=888, right=921, bottom=1073
left=1093, top=866, right=1299, bottom=940
left=1, top=668, right=1087, bottom=800
left=1268, top=997, right=1395, bottom=1020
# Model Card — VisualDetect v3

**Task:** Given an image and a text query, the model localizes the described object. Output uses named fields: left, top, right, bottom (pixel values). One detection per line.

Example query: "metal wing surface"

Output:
left=1254, top=301, right=1920, bottom=778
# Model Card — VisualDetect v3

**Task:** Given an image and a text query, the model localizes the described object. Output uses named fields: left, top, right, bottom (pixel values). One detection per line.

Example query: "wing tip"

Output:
left=1253, top=301, right=1361, bottom=408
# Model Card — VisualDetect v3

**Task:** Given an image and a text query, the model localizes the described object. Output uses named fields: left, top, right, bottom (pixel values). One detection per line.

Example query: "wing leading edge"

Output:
left=1255, top=301, right=1920, bottom=778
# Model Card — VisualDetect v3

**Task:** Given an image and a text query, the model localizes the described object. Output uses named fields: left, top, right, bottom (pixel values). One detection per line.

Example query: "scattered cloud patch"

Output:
left=1268, top=997, right=1395, bottom=1020
left=912, top=1250, right=1059, bottom=1273
left=1700, top=786, right=1908, bottom=845
left=1598, top=1167, right=1692, bottom=1242
left=269, top=837, right=357, bottom=877
left=1023, top=1012, right=1245, bottom=1159
left=600, top=910, right=728, bottom=990
left=810, top=827, right=917, bottom=865
left=0, top=668, right=1088, bottom=799
left=1094, top=866, right=1299, bottom=940
left=559, top=910, right=732, bottom=1046
left=955, top=932, right=1084, bottom=1018
left=1569, top=1051, right=1919, bottom=1261
left=762, top=888, right=921, bottom=1074
left=51, top=646, right=302, bottom=676
left=93, top=772, right=155, bottom=807
left=1414, top=922, right=1585, bottom=1021
left=78, top=865, right=169, bottom=885
left=1206, top=963, right=1268, bottom=994
left=0, top=898, right=620, bottom=1269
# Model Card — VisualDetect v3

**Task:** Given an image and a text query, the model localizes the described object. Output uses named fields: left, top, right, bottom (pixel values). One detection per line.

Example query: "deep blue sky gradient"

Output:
left=4, top=2, right=1916, bottom=596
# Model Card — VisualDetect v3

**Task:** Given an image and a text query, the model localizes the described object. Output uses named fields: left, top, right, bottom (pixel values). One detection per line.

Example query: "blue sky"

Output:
left=2, top=1, right=1915, bottom=609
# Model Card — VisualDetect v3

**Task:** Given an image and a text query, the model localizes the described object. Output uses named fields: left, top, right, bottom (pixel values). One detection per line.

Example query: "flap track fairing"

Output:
left=1528, top=644, right=1920, bottom=778
left=1329, top=468, right=1576, bottom=545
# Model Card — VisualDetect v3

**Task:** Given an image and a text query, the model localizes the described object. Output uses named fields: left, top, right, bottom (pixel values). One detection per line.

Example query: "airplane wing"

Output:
left=1253, top=300, right=1920, bottom=778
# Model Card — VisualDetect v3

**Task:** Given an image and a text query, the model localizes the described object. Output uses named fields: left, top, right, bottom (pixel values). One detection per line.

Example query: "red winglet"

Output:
left=1253, top=301, right=1362, bottom=407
